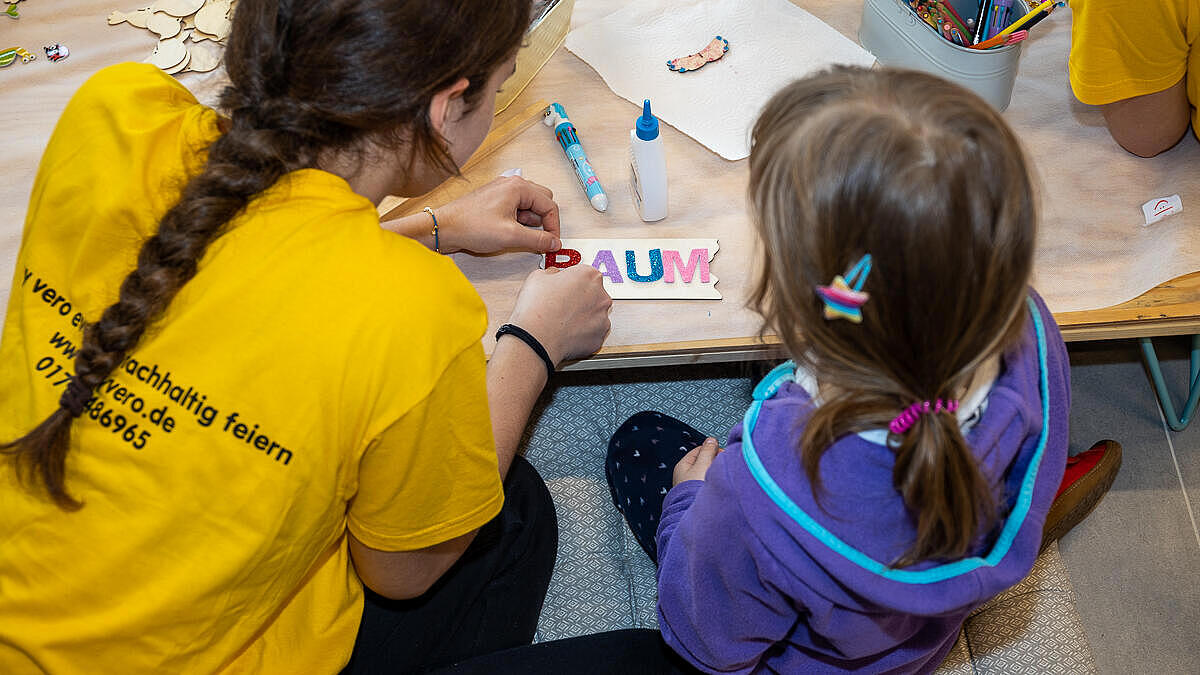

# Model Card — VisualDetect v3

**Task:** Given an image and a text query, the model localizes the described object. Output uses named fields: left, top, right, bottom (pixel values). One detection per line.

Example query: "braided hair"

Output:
left=4, top=0, right=532, bottom=509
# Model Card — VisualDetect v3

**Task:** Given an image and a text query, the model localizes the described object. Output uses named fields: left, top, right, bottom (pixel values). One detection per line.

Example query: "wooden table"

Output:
left=1055, top=271, right=1200, bottom=342
left=378, top=45, right=1200, bottom=370
left=559, top=271, right=1200, bottom=370
left=1059, top=272, right=1200, bottom=432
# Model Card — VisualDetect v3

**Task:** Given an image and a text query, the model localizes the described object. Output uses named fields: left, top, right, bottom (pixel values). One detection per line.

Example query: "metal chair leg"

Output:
left=1139, top=335, right=1200, bottom=432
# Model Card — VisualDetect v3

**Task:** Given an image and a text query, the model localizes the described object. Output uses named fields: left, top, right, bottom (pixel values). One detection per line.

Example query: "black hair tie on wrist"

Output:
left=495, top=323, right=555, bottom=380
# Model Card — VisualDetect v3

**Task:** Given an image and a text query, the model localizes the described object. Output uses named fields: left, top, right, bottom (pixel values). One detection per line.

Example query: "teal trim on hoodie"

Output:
left=740, top=297, right=1050, bottom=584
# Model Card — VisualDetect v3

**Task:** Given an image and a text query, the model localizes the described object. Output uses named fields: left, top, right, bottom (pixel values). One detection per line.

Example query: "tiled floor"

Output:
left=1062, top=338, right=1200, bottom=674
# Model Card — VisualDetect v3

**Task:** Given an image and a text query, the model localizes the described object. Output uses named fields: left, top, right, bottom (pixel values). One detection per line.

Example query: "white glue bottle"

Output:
left=630, top=99, right=668, bottom=222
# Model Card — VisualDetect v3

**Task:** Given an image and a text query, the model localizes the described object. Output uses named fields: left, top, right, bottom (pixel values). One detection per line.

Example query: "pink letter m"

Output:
left=662, top=248, right=710, bottom=284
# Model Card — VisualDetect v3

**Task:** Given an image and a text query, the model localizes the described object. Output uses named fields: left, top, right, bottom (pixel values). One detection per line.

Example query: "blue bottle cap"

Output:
left=635, top=99, right=659, bottom=141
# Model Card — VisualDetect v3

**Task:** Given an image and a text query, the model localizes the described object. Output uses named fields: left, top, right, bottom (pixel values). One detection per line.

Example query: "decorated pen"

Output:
left=543, top=102, right=609, bottom=212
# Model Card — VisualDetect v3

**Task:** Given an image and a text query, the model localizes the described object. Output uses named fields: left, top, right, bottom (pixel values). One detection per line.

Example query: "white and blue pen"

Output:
left=543, top=102, right=608, bottom=212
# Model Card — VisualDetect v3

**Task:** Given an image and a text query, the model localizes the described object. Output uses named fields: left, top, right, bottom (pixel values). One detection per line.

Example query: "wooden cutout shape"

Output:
left=163, top=47, right=191, bottom=74
left=184, top=40, right=221, bottom=72
left=145, top=36, right=187, bottom=69
left=147, top=12, right=182, bottom=39
left=128, top=8, right=151, bottom=28
left=194, top=0, right=231, bottom=39
left=108, top=9, right=152, bottom=28
left=110, top=0, right=232, bottom=75
left=150, top=0, right=204, bottom=18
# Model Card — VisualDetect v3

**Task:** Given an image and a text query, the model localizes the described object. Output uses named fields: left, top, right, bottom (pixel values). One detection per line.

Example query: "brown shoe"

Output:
left=1040, top=440, right=1123, bottom=552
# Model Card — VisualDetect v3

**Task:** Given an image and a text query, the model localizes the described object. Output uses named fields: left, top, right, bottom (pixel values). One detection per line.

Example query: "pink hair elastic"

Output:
left=889, top=399, right=960, bottom=435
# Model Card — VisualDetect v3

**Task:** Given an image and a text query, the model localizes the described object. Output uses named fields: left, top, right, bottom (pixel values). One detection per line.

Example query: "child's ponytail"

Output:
left=796, top=383, right=1000, bottom=566
left=890, top=404, right=995, bottom=567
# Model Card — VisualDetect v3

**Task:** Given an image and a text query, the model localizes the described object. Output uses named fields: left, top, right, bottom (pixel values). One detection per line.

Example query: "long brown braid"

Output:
left=3, top=0, right=532, bottom=509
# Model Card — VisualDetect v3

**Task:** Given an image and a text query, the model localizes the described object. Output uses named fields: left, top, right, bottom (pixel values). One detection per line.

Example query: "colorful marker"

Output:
left=991, top=0, right=1013, bottom=39
left=971, top=1, right=991, bottom=43
left=543, top=102, right=609, bottom=212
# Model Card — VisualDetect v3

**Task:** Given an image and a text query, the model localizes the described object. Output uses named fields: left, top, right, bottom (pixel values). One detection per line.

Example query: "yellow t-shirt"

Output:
left=1068, top=0, right=1200, bottom=135
left=0, top=64, right=503, bottom=673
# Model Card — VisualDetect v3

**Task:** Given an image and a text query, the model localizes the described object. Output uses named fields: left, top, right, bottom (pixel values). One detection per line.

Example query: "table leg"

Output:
left=1139, top=335, right=1200, bottom=432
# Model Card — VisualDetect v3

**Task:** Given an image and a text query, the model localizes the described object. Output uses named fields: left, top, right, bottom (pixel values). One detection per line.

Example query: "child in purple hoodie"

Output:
left=603, top=66, right=1074, bottom=674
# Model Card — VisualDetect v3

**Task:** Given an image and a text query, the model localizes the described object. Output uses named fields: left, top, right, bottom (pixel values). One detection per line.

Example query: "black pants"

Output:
left=341, top=456, right=558, bottom=674
left=432, top=628, right=696, bottom=674
left=432, top=412, right=704, bottom=673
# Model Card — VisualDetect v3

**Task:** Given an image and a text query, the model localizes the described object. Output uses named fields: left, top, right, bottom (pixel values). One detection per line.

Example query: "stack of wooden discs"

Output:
left=107, top=0, right=235, bottom=74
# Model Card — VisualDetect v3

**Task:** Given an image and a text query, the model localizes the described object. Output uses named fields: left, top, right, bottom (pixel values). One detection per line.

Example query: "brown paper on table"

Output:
left=2, top=1, right=1199, bottom=355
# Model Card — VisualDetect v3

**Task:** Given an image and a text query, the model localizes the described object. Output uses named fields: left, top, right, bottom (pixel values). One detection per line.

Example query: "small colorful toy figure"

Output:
left=0, top=46, right=36, bottom=68
left=44, top=43, right=69, bottom=62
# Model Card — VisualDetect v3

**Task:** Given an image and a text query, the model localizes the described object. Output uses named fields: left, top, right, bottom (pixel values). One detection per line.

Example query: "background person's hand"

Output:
left=507, top=265, right=611, bottom=365
left=434, top=176, right=561, bottom=254
left=672, top=437, right=723, bottom=486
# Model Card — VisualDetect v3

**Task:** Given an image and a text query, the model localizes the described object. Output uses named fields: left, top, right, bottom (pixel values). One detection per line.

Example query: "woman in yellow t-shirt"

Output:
left=1068, top=0, right=1199, bottom=156
left=0, top=1, right=611, bottom=673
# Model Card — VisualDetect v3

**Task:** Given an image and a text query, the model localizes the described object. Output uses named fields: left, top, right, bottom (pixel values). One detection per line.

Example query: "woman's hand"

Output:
left=672, top=437, right=723, bottom=486
left=434, top=176, right=562, bottom=254
left=507, top=265, right=611, bottom=366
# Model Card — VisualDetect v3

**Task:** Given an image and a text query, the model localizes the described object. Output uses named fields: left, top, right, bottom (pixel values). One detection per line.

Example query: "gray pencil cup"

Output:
left=859, top=0, right=1028, bottom=111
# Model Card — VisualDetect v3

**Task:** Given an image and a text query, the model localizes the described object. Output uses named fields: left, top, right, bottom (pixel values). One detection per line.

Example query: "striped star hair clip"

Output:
left=815, top=254, right=872, bottom=323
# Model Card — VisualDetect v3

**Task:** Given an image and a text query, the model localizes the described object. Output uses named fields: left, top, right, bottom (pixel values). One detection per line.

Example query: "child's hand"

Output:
left=672, top=437, right=723, bottom=486
left=434, top=176, right=562, bottom=254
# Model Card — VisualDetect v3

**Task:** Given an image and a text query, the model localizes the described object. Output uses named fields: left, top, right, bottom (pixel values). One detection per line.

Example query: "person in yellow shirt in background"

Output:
left=0, top=1, right=611, bottom=673
left=1068, top=0, right=1199, bottom=157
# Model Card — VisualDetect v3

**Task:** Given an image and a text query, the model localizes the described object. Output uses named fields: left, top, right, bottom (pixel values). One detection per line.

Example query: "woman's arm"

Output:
left=487, top=339, right=550, bottom=478
left=381, top=176, right=562, bottom=254
left=487, top=265, right=611, bottom=476
left=349, top=530, right=477, bottom=600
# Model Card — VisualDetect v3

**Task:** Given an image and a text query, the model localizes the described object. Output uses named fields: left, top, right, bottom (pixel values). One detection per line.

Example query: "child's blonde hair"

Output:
left=748, top=66, right=1037, bottom=566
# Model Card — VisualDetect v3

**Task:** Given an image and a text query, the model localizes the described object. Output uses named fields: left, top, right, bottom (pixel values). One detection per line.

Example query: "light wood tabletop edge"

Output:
left=1054, top=270, right=1200, bottom=341
left=557, top=271, right=1200, bottom=369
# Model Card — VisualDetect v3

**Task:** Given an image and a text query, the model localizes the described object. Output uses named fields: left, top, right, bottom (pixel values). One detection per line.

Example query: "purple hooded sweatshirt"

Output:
left=655, top=293, right=1070, bottom=674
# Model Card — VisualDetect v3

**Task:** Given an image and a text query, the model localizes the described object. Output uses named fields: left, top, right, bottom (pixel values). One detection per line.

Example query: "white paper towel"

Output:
left=565, top=0, right=875, bottom=160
